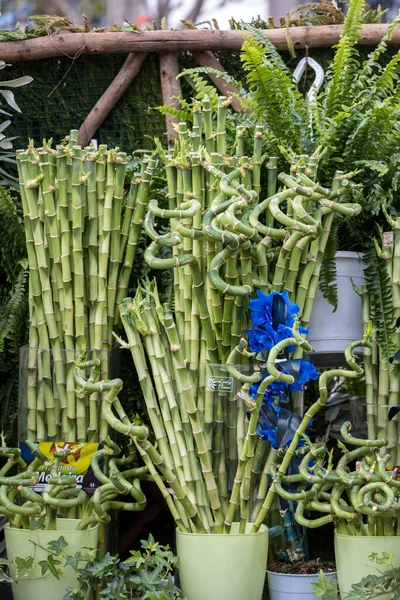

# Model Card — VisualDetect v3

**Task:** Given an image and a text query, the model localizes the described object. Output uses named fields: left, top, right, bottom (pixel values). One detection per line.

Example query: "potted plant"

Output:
left=74, top=320, right=371, bottom=600
left=181, top=0, right=400, bottom=349
left=15, top=133, right=156, bottom=443
left=271, top=414, right=400, bottom=599
left=1, top=533, right=184, bottom=600
left=267, top=561, right=336, bottom=600
left=313, top=552, right=400, bottom=599
left=0, top=437, right=148, bottom=600
left=70, top=48, right=365, bottom=597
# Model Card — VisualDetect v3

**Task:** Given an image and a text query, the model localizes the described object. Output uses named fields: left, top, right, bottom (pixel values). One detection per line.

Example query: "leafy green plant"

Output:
left=0, top=184, right=28, bottom=441
left=0, top=534, right=95, bottom=585
left=0, top=61, right=32, bottom=186
left=312, top=553, right=400, bottom=599
left=180, top=0, right=400, bottom=307
left=64, top=534, right=183, bottom=600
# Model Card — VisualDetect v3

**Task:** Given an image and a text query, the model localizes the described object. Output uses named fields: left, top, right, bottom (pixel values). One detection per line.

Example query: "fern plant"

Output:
left=178, top=0, right=400, bottom=308
left=0, top=184, right=28, bottom=443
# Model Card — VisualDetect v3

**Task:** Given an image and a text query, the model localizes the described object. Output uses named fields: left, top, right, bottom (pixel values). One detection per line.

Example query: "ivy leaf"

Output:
left=371, top=551, right=394, bottom=566
left=12, top=554, right=34, bottom=579
left=100, top=576, right=128, bottom=599
left=29, top=514, right=47, bottom=530
left=65, top=551, right=93, bottom=572
left=85, top=552, right=117, bottom=578
left=63, top=587, right=83, bottom=600
left=38, top=554, right=63, bottom=580
left=346, top=590, right=368, bottom=600
left=47, top=536, right=68, bottom=555
left=311, top=570, right=339, bottom=600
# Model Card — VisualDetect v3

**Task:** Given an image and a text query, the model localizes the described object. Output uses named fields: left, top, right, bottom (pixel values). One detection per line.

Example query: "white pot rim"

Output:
left=267, top=570, right=337, bottom=578
left=335, top=250, right=363, bottom=258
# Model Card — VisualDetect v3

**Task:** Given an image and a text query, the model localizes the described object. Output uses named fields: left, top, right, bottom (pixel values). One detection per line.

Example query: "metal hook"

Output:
left=293, top=57, right=324, bottom=104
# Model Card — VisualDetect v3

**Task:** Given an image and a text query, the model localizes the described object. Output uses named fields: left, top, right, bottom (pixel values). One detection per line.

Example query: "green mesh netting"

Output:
left=3, top=47, right=335, bottom=154
left=5, top=52, right=164, bottom=151
left=4, top=44, right=399, bottom=156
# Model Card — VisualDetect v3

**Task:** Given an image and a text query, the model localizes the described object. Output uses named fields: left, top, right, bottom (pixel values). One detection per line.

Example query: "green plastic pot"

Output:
left=335, top=531, right=400, bottom=599
left=5, top=518, right=99, bottom=600
left=176, top=523, right=268, bottom=600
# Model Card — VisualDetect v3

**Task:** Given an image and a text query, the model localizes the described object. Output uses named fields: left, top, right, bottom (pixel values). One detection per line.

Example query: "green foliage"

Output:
left=12, top=554, right=35, bottom=579
left=363, top=245, right=397, bottom=366
left=63, top=534, right=184, bottom=600
left=0, top=557, right=13, bottom=583
left=319, top=216, right=340, bottom=309
left=311, top=570, right=339, bottom=600
left=180, top=1, right=400, bottom=254
left=313, top=553, right=400, bottom=599
left=0, top=184, right=28, bottom=443
left=1, top=534, right=182, bottom=599
left=0, top=61, right=32, bottom=186
left=240, top=34, right=308, bottom=155
left=0, top=184, right=25, bottom=280
left=322, top=0, right=365, bottom=119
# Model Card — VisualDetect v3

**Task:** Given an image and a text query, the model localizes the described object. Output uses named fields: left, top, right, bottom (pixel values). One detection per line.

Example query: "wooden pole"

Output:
left=159, top=52, right=182, bottom=149
left=78, top=52, right=147, bottom=146
left=0, top=25, right=398, bottom=62
left=192, top=51, right=248, bottom=113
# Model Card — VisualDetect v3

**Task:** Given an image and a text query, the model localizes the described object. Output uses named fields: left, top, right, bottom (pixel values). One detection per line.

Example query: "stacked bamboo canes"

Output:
left=75, top=335, right=368, bottom=534
left=17, top=131, right=155, bottom=443
left=83, top=98, right=362, bottom=533
left=355, top=210, right=400, bottom=466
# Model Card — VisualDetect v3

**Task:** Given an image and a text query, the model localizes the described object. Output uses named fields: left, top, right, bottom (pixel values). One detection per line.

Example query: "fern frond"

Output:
left=243, top=25, right=290, bottom=72
left=155, top=102, right=192, bottom=124
left=0, top=267, right=28, bottom=354
left=343, top=99, right=398, bottom=161
left=240, top=36, right=305, bottom=150
left=363, top=245, right=397, bottom=367
left=323, top=0, right=365, bottom=118
left=352, top=14, right=400, bottom=102
left=0, top=185, right=25, bottom=281
left=179, top=70, right=220, bottom=107
left=319, top=216, right=340, bottom=310
left=179, top=66, right=244, bottom=93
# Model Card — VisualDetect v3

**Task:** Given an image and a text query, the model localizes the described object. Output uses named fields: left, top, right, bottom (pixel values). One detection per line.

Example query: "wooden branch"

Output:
left=159, top=52, right=182, bottom=149
left=192, top=51, right=248, bottom=113
left=0, top=25, right=398, bottom=62
left=78, top=52, right=147, bottom=146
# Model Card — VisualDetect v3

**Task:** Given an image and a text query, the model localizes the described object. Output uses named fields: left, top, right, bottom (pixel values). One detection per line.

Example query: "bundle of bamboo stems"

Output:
left=17, top=131, right=155, bottom=443
left=74, top=335, right=368, bottom=534
left=70, top=97, right=362, bottom=533
left=355, top=210, right=400, bottom=466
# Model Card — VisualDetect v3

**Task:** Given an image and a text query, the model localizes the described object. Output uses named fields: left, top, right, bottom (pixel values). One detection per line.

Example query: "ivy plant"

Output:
left=0, top=534, right=184, bottom=600
left=312, top=553, right=400, bottom=599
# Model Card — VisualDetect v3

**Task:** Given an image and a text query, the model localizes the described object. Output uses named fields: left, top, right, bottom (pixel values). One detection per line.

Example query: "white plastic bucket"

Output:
left=308, top=251, right=364, bottom=353
left=267, top=569, right=337, bottom=599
